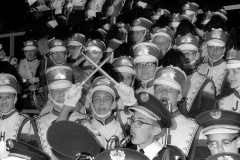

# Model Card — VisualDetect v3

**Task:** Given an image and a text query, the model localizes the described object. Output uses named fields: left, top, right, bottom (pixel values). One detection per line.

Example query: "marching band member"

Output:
left=0, top=73, right=38, bottom=159
left=0, top=44, right=17, bottom=66
left=133, top=42, right=161, bottom=94
left=198, top=29, right=228, bottom=95
left=2, top=139, right=50, bottom=160
left=67, top=33, right=86, bottom=67
left=36, top=65, right=87, bottom=159
left=80, top=76, right=136, bottom=149
left=153, top=65, right=199, bottom=156
left=151, top=25, right=173, bottom=59
left=129, top=17, right=152, bottom=45
left=79, top=39, right=106, bottom=76
left=218, top=27, right=240, bottom=112
left=112, top=56, right=136, bottom=87
left=193, top=110, right=240, bottom=159
left=18, top=40, right=41, bottom=110
left=129, top=92, right=186, bottom=160
left=175, top=34, right=216, bottom=118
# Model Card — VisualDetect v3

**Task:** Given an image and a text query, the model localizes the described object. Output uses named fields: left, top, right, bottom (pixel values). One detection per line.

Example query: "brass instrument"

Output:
left=74, top=153, right=94, bottom=160
left=161, top=98, right=186, bottom=160
left=106, top=135, right=132, bottom=150
left=161, top=98, right=172, bottom=146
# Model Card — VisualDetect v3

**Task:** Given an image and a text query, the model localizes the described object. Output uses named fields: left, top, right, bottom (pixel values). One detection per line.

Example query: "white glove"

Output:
left=115, top=82, right=137, bottom=106
left=64, top=83, right=83, bottom=107
left=106, top=6, right=114, bottom=16
left=86, top=10, right=96, bottom=19
left=137, top=1, right=147, bottom=9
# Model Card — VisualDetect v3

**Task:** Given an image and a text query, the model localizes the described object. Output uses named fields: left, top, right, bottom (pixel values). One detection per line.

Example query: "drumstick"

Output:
left=81, top=52, right=118, bottom=85
left=80, top=53, right=113, bottom=85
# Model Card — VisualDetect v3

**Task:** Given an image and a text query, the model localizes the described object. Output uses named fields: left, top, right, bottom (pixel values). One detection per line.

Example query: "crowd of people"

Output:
left=1, top=0, right=240, bottom=159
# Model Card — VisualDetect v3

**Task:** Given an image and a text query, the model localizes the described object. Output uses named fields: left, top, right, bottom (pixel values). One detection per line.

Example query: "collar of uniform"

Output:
left=138, top=141, right=163, bottom=160
left=51, top=108, right=61, bottom=116
left=27, top=57, right=37, bottom=62
left=234, top=90, right=240, bottom=99
left=207, top=58, right=224, bottom=67
left=94, top=112, right=115, bottom=125
left=0, top=109, right=17, bottom=120
left=141, top=78, right=154, bottom=89
left=171, top=109, right=181, bottom=118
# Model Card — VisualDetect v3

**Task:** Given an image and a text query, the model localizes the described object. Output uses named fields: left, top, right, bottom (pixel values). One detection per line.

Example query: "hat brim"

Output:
left=129, top=106, right=158, bottom=121
left=50, top=46, right=66, bottom=52
left=154, top=78, right=181, bottom=92
left=177, top=44, right=198, bottom=51
left=68, top=41, right=82, bottom=46
left=131, top=26, right=146, bottom=31
left=91, top=85, right=115, bottom=99
left=226, top=60, right=240, bottom=69
left=207, top=39, right=225, bottom=47
left=0, top=86, right=17, bottom=93
left=49, top=80, right=72, bottom=89
left=116, top=66, right=136, bottom=75
left=23, top=46, right=37, bottom=51
left=134, top=55, right=158, bottom=64
left=152, top=32, right=172, bottom=41
left=203, top=125, right=240, bottom=135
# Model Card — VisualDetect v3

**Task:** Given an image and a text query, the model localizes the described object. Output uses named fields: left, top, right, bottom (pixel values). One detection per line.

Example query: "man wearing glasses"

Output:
left=128, top=92, right=186, bottom=160
left=67, top=33, right=86, bottom=67
left=193, top=110, right=240, bottom=159
left=133, top=42, right=161, bottom=95
left=175, top=34, right=216, bottom=118
left=198, top=29, right=228, bottom=95
left=153, top=65, right=199, bottom=157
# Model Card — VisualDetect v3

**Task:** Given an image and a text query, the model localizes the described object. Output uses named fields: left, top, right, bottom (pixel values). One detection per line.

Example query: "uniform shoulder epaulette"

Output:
left=33, top=112, right=50, bottom=119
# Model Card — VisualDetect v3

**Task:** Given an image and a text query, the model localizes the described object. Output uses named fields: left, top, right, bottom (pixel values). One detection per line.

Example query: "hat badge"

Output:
left=181, top=36, right=192, bottom=43
left=110, top=150, right=126, bottom=160
left=136, top=45, right=150, bottom=56
left=140, top=93, right=149, bottom=102
left=0, top=74, right=10, bottom=85
left=53, top=68, right=67, bottom=79
left=161, top=68, right=176, bottom=79
left=217, top=155, right=233, bottom=160
left=210, top=111, right=222, bottom=119
left=133, top=19, right=141, bottom=26
left=26, top=41, right=34, bottom=46
left=212, top=31, right=222, bottom=39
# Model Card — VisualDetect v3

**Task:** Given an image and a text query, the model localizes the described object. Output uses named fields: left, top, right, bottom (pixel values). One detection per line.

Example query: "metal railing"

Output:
left=0, top=31, right=26, bottom=57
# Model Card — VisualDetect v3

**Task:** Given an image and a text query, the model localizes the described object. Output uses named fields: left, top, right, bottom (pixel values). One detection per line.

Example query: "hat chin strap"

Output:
left=90, top=101, right=116, bottom=119
left=207, top=54, right=224, bottom=63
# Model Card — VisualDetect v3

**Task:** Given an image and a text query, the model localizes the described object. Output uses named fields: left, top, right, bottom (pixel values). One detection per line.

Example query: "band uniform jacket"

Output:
left=36, top=107, right=88, bottom=160
left=198, top=59, right=227, bottom=95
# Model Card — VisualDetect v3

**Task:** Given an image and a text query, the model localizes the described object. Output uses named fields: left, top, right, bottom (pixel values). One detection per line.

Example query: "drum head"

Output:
left=47, top=121, right=101, bottom=159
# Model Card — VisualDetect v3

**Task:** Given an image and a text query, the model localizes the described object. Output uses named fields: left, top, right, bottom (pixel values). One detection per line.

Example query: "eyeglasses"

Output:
left=207, top=136, right=238, bottom=150
left=135, top=62, right=156, bottom=69
left=51, top=51, right=66, bottom=56
left=207, top=46, right=224, bottom=52
left=128, top=117, right=154, bottom=128
left=155, top=87, right=179, bottom=94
